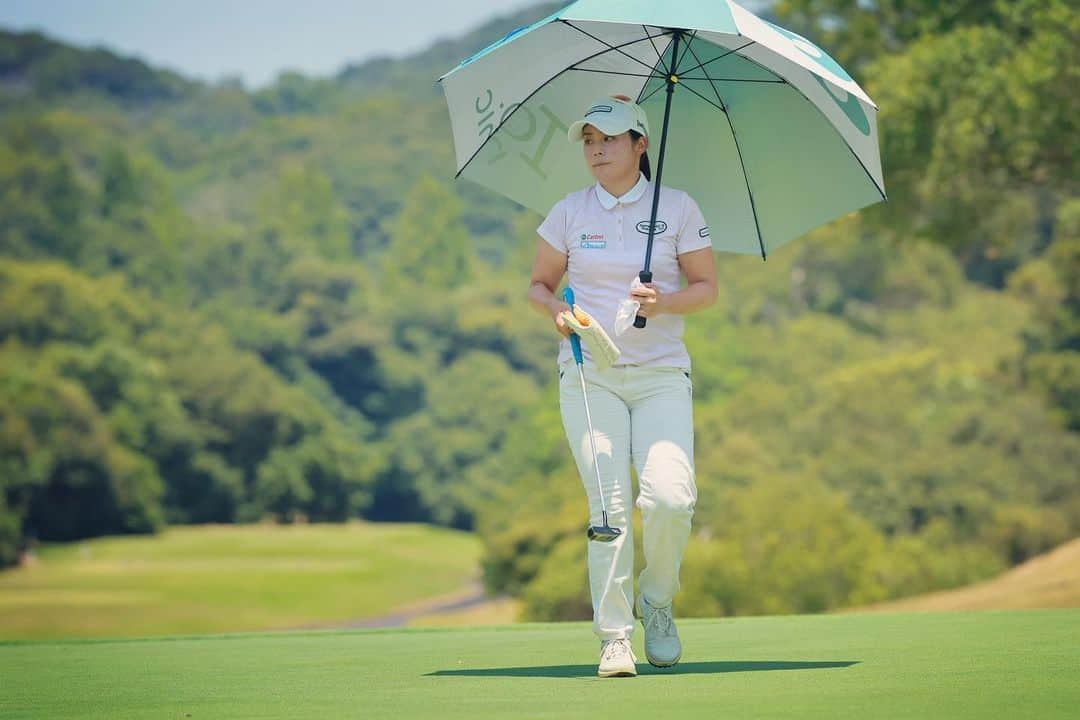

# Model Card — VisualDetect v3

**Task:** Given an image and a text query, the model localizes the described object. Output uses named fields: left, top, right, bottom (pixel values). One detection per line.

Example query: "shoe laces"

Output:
left=644, top=603, right=675, bottom=638
left=601, top=638, right=633, bottom=662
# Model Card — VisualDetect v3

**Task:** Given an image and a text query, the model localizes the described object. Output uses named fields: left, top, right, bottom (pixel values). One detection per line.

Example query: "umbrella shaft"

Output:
left=643, top=31, right=681, bottom=275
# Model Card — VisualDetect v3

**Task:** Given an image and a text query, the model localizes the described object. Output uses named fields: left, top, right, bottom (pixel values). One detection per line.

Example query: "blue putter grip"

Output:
left=562, top=287, right=584, bottom=365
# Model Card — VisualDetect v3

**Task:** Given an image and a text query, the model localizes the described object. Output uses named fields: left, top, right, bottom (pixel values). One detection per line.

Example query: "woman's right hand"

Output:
left=551, top=301, right=573, bottom=338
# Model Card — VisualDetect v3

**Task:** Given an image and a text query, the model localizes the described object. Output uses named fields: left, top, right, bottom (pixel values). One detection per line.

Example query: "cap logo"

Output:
left=585, top=105, right=613, bottom=117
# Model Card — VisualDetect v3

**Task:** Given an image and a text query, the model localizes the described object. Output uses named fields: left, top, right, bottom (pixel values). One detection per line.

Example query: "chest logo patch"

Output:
left=580, top=233, right=606, bottom=249
left=636, top=220, right=668, bottom=235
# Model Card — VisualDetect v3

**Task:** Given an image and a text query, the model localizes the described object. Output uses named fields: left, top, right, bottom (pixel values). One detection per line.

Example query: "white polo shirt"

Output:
left=538, top=173, right=712, bottom=369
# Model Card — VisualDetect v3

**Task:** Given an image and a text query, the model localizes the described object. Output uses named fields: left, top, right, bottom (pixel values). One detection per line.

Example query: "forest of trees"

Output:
left=0, top=0, right=1076, bottom=617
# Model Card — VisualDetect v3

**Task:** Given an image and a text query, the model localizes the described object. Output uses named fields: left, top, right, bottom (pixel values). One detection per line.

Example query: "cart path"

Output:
left=292, top=581, right=507, bottom=630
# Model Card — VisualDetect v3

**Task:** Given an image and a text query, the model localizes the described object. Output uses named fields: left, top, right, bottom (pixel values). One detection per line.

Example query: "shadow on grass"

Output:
left=427, top=660, right=859, bottom=678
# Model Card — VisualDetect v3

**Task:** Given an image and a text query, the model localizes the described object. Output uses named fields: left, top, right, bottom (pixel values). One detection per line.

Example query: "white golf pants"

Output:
left=559, top=361, right=697, bottom=641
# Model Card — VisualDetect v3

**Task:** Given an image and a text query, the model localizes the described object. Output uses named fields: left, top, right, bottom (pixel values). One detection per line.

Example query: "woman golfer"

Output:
left=528, top=95, right=718, bottom=677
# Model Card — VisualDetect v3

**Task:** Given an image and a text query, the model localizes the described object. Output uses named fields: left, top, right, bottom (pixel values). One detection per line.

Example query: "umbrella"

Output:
left=438, top=0, right=885, bottom=267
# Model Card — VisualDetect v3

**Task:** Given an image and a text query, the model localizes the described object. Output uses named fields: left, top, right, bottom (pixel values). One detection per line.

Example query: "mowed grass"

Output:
left=1, top=610, right=1076, bottom=720
left=0, top=523, right=481, bottom=640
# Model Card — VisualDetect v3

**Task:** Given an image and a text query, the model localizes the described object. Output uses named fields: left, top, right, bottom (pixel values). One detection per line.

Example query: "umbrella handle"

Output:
left=562, top=287, right=584, bottom=365
left=633, top=271, right=652, bottom=328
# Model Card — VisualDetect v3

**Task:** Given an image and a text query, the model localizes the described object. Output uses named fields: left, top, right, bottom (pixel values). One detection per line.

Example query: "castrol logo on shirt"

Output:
left=580, top=233, right=606, bottom=249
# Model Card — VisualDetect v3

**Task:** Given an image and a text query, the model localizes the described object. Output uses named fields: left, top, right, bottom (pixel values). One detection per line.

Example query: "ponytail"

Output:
left=629, top=129, right=651, bottom=180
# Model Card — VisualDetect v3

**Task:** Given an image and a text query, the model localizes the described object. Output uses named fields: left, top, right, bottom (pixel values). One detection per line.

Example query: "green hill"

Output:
left=0, top=523, right=481, bottom=640
left=2, top=611, right=1077, bottom=719
left=857, top=537, right=1080, bottom=613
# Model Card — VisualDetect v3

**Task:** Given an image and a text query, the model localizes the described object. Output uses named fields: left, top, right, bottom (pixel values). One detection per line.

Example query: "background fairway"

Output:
left=1, top=610, right=1076, bottom=720
left=0, top=523, right=482, bottom=640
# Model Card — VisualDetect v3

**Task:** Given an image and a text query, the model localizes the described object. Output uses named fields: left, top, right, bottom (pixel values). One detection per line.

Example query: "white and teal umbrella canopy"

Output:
left=439, top=0, right=885, bottom=258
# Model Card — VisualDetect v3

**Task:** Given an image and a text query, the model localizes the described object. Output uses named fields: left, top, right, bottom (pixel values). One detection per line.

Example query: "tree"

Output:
left=0, top=130, right=82, bottom=260
left=100, top=147, right=139, bottom=217
left=379, top=174, right=476, bottom=293
left=257, top=162, right=353, bottom=262
left=0, top=348, right=165, bottom=550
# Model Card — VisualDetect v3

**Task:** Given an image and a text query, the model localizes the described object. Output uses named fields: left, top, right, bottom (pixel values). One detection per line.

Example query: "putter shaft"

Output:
left=577, top=364, right=609, bottom=519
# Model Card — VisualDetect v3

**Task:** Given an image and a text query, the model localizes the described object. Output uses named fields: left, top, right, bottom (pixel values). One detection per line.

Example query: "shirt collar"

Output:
left=595, top=172, right=649, bottom=210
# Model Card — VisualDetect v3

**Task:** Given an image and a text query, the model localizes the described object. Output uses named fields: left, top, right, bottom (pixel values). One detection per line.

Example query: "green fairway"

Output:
left=0, top=523, right=481, bottom=639
left=1, top=610, right=1076, bottom=719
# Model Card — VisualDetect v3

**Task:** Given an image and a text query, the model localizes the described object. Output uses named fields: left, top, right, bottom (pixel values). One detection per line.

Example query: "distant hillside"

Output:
left=0, top=3, right=564, bottom=110
left=0, top=29, right=195, bottom=103
left=854, top=538, right=1080, bottom=612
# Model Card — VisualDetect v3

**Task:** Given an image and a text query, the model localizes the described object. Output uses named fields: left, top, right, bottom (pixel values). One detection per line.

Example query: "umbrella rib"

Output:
left=453, top=31, right=674, bottom=179
left=792, top=89, right=887, bottom=202
left=681, top=32, right=727, bottom=110
left=560, top=20, right=672, bottom=78
left=714, top=91, right=768, bottom=260
left=672, top=81, right=728, bottom=115
left=638, top=81, right=667, bottom=105
left=681, top=32, right=768, bottom=259
left=635, top=27, right=687, bottom=106
left=672, top=31, right=696, bottom=77
left=676, top=77, right=785, bottom=83
left=726, top=111, right=769, bottom=260
left=644, top=25, right=669, bottom=75
left=708, top=40, right=888, bottom=203
left=568, top=67, right=666, bottom=80
left=679, top=33, right=886, bottom=214
left=675, top=39, right=756, bottom=77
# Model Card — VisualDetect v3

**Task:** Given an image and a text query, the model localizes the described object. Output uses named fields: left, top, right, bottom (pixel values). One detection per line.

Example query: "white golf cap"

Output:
left=567, top=96, right=650, bottom=142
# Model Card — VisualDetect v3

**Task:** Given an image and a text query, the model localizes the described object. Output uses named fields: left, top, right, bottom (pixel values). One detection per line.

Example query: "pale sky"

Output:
left=0, top=0, right=548, bottom=88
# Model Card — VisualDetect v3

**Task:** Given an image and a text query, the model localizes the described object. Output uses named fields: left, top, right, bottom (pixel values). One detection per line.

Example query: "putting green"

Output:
left=2, top=610, right=1076, bottom=719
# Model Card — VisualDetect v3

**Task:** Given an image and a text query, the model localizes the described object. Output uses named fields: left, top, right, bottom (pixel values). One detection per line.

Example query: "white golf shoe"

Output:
left=597, top=638, right=637, bottom=678
left=637, top=595, right=682, bottom=667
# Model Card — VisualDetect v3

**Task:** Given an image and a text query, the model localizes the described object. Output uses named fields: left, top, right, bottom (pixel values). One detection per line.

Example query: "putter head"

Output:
left=587, top=524, right=622, bottom=542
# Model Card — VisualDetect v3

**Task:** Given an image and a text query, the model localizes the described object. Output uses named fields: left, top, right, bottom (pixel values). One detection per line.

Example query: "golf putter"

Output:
left=562, top=287, right=621, bottom=543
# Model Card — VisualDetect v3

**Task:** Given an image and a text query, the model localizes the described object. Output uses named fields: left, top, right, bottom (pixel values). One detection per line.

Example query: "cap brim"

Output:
left=567, top=118, right=635, bottom=142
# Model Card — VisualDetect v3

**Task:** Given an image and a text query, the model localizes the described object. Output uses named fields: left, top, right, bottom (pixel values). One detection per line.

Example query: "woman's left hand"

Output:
left=631, top=282, right=664, bottom=318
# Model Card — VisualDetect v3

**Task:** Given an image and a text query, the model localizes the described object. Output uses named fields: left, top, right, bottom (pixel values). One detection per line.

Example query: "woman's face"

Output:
left=582, top=125, right=646, bottom=186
